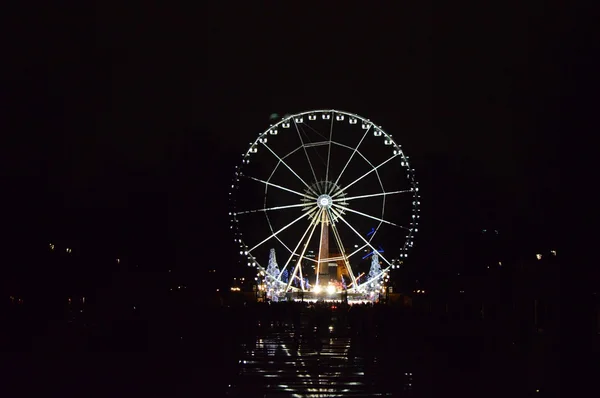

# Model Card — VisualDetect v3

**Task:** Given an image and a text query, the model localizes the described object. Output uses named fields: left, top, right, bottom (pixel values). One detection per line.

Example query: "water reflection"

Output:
left=226, top=301, right=556, bottom=397
left=228, top=306, right=398, bottom=396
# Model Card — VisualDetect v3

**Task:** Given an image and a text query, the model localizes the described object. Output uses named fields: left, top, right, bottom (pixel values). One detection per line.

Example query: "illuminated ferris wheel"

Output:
left=230, top=110, right=420, bottom=300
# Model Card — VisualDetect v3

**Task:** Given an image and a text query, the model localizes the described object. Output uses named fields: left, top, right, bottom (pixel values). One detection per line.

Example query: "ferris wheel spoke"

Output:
left=234, top=202, right=309, bottom=216
left=248, top=209, right=315, bottom=254
left=243, top=174, right=316, bottom=200
left=325, top=111, right=334, bottom=183
left=329, top=207, right=393, bottom=268
left=332, top=154, right=396, bottom=199
left=326, top=209, right=358, bottom=289
left=337, top=242, right=378, bottom=263
left=332, top=203, right=410, bottom=231
left=330, top=124, right=371, bottom=194
left=275, top=237, right=319, bottom=264
left=301, top=123, right=329, bottom=141
left=262, top=143, right=317, bottom=195
left=285, top=208, right=323, bottom=292
left=333, top=189, right=412, bottom=202
left=292, top=119, right=319, bottom=184
left=346, top=244, right=369, bottom=259
left=330, top=140, right=378, bottom=169
left=270, top=206, right=320, bottom=265
left=276, top=207, right=321, bottom=281
left=271, top=205, right=319, bottom=262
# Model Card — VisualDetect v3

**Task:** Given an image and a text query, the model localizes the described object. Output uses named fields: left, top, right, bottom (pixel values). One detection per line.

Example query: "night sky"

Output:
left=2, top=4, right=572, bottom=285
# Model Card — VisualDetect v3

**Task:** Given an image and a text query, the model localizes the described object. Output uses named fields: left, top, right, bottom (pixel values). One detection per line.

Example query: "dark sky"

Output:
left=2, top=3, right=573, bottom=281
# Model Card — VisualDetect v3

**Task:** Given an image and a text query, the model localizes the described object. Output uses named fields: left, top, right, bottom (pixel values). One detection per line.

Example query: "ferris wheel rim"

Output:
left=231, top=109, right=420, bottom=295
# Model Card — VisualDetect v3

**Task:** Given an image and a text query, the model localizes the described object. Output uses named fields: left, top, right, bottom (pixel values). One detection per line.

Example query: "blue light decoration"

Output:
left=341, top=275, right=347, bottom=290
left=363, top=227, right=384, bottom=259
left=362, top=246, right=384, bottom=260
left=281, top=269, right=289, bottom=284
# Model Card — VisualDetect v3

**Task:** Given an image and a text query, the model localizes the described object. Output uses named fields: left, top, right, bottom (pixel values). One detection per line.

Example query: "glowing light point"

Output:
left=327, top=285, right=336, bottom=295
left=317, top=194, right=333, bottom=209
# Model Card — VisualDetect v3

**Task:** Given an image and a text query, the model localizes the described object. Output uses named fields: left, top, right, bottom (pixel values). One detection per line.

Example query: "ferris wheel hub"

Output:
left=317, top=194, right=333, bottom=209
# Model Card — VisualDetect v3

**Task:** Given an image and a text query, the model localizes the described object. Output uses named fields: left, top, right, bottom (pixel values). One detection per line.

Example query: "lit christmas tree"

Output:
left=281, top=269, right=289, bottom=284
left=366, top=252, right=382, bottom=294
left=265, top=248, right=280, bottom=289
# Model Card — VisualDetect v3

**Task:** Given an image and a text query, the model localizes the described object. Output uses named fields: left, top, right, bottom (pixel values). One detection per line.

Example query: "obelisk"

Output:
left=317, top=210, right=330, bottom=280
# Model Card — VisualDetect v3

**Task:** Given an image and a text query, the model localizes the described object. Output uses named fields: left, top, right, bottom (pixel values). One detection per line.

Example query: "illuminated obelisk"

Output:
left=316, top=209, right=330, bottom=285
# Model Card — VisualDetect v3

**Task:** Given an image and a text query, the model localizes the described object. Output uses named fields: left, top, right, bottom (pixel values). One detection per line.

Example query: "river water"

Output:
left=224, top=302, right=558, bottom=397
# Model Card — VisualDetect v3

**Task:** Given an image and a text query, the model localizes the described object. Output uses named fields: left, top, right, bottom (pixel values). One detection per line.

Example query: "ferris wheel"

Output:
left=230, top=110, right=420, bottom=299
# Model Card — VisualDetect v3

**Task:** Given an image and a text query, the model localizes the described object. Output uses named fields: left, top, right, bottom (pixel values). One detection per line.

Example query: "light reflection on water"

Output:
left=228, top=325, right=396, bottom=397
left=227, top=313, right=556, bottom=397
